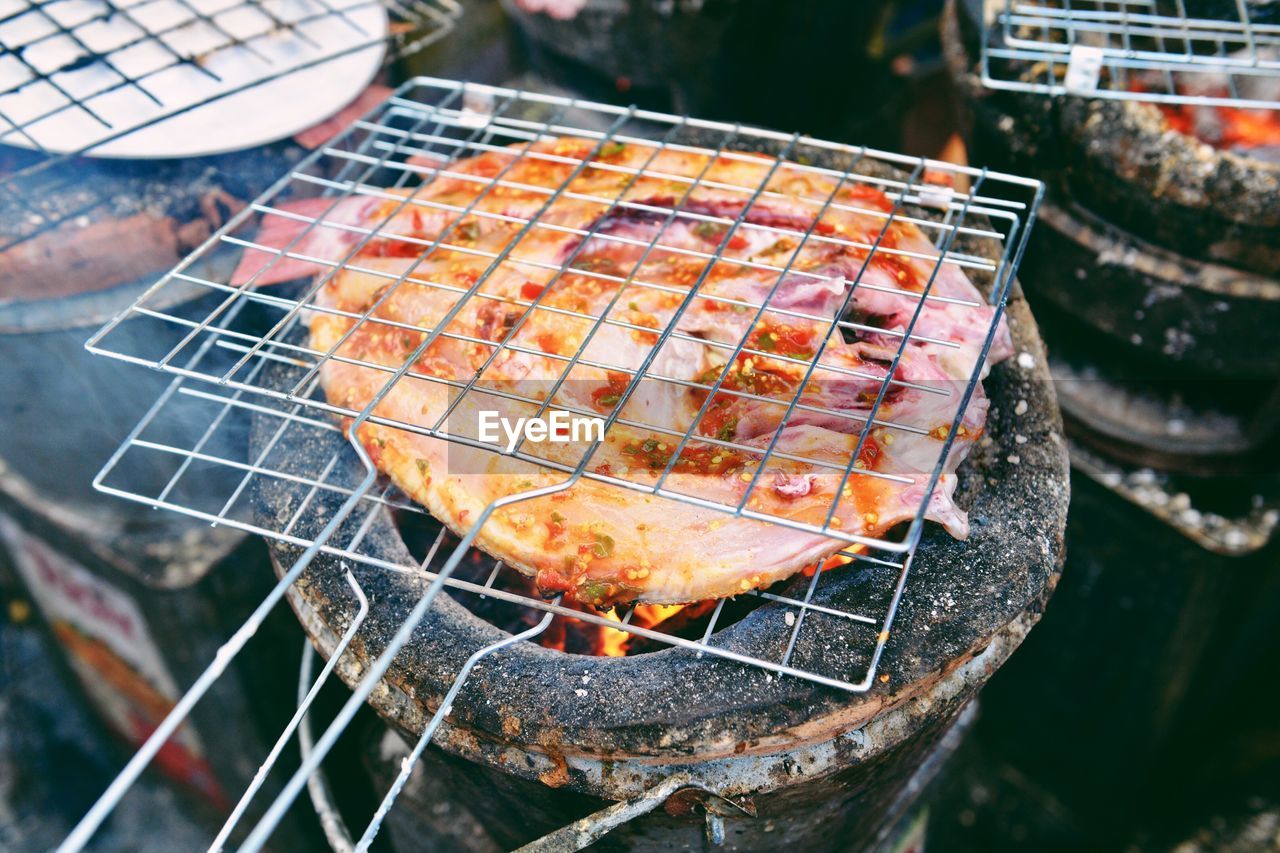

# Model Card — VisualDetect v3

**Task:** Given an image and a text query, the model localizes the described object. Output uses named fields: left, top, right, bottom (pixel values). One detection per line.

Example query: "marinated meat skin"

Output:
left=278, top=138, right=1012, bottom=604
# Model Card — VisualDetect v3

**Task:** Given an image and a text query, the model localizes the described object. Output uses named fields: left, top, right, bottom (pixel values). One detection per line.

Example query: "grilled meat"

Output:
left=241, top=138, right=1011, bottom=604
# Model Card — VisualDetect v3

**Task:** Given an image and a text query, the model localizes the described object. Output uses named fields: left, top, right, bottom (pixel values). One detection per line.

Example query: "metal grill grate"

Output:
left=87, top=76, right=1042, bottom=553
left=67, top=78, right=1044, bottom=850
left=0, top=0, right=459, bottom=249
left=982, top=0, right=1280, bottom=107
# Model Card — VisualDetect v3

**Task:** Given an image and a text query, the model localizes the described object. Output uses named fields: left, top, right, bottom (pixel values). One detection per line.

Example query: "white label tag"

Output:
left=459, top=89, right=497, bottom=128
left=920, top=184, right=956, bottom=210
left=1064, top=45, right=1104, bottom=94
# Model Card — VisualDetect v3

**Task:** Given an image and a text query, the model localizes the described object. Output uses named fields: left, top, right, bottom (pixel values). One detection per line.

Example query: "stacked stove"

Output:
left=0, top=0, right=459, bottom=846
left=943, top=0, right=1280, bottom=845
left=946, top=0, right=1280, bottom=559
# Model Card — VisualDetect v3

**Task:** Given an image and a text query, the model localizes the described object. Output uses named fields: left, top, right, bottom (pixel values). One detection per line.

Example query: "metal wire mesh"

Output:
left=93, top=365, right=912, bottom=685
left=0, top=0, right=459, bottom=249
left=87, top=76, right=1042, bottom=553
left=982, top=0, right=1280, bottom=107
left=67, top=78, right=1044, bottom=850
left=78, top=334, right=921, bottom=849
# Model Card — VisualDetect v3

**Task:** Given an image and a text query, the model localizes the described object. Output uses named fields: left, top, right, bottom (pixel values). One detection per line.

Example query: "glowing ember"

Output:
left=822, top=552, right=856, bottom=571
left=426, top=512, right=863, bottom=658
left=1128, top=72, right=1280, bottom=154
left=1156, top=98, right=1280, bottom=150
left=598, top=609, right=631, bottom=657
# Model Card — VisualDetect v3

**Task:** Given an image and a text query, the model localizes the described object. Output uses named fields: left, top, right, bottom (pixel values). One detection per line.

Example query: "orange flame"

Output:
left=598, top=609, right=630, bottom=657
left=597, top=604, right=695, bottom=656
left=537, top=550, right=863, bottom=656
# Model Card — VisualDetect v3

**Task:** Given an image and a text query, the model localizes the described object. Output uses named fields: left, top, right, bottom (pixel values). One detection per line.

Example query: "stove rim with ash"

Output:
left=258, top=291, right=1066, bottom=799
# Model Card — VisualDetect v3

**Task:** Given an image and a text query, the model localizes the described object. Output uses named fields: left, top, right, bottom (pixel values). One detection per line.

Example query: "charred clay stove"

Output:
left=945, top=0, right=1280, bottom=473
left=73, top=78, right=1064, bottom=849
left=944, top=1, right=1280, bottom=841
left=262, top=288, right=1065, bottom=850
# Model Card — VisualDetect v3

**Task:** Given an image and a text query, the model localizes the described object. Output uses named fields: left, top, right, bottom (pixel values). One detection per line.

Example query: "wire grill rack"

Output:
left=982, top=0, right=1280, bottom=107
left=0, top=0, right=459, bottom=250
left=67, top=77, right=1044, bottom=850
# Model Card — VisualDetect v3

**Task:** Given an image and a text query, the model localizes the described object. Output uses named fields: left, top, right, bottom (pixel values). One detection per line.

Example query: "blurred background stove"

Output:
left=0, top=0, right=460, bottom=845
left=936, top=0, right=1280, bottom=847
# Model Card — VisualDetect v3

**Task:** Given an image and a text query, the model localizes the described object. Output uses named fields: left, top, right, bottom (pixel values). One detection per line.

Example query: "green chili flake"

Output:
left=572, top=256, right=616, bottom=273
left=628, top=301, right=640, bottom=311
left=592, top=532, right=615, bottom=558
left=600, top=141, right=626, bottom=158
left=598, top=393, right=621, bottom=407
left=756, top=332, right=776, bottom=351
left=641, top=438, right=659, bottom=454
left=715, top=418, right=739, bottom=442
left=694, top=221, right=724, bottom=241
left=551, top=511, right=565, bottom=524
left=415, top=458, right=429, bottom=475
left=578, top=580, right=610, bottom=601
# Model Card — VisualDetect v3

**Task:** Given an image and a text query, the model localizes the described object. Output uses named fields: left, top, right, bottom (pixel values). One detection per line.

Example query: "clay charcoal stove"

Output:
left=950, top=0, right=1280, bottom=275
left=256, top=285, right=1065, bottom=850
left=946, top=0, right=1280, bottom=405
left=944, top=2, right=1280, bottom=841
left=981, top=0, right=1280, bottom=110
left=947, top=0, right=1280, bottom=487
left=60, top=77, right=1068, bottom=850
left=957, top=0, right=1280, bottom=341
left=945, top=0, right=1280, bottom=580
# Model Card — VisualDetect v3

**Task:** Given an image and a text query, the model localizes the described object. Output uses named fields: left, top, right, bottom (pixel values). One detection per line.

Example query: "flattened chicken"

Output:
left=247, top=138, right=1012, bottom=604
